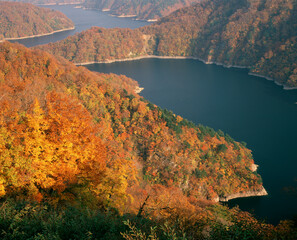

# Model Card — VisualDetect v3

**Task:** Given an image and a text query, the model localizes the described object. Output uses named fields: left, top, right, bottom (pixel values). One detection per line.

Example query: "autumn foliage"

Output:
left=0, top=38, right=296, bottom=239
left=83, top=0, right=201, bottom=21
left=0, top=95, right=107, bottom=204
left=0, top=42, right=265, bottom=215
left=0, top=1, right=74, bottom=41
left=41, top=27, right=146, bottom=64
left=39, top=0, right=297, bottom=88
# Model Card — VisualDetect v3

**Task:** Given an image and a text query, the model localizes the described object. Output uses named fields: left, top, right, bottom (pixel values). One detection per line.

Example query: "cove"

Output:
left=86, top=58, right=297, bottom=224
left=10, top=4, right=149, bottom=47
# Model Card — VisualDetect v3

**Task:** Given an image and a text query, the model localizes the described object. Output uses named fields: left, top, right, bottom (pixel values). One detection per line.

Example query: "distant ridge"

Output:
left=0, top=0, right=84, bottom=4
left=40, top=0, right=297, bottom=89
left=0, top=0, right=200, bottom=21
left=0, top=1, right=74, bottom=41
left=83, top=0, right=201, bottom=21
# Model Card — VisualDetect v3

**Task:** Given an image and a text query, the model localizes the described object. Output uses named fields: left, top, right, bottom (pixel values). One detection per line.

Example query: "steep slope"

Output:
left=83, top=0, right=201, bottom=21
left=40, top=0, right=297, bottom=88
left=0, top=2, right=74, bottom=41
left=0, top=41, right=265, bottom=210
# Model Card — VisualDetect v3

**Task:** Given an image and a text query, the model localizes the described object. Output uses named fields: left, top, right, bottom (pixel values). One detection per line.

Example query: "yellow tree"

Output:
left=24, top=99, right=55, bottom=187
left=0, top=101, right=52, bottom=201
left=45, top=92, right=107, bottom=204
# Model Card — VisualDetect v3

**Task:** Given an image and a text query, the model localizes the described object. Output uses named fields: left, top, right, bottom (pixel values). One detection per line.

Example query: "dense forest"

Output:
left=0, top=0, right=84, bottom=4
left=0, top=0, right=200, bottom=21
left=83, top=0, right=201, bottom=21
left=0, top=41, right=265, bottom=211
left=40, top=0, right=297, bottom=88
left=1, top=0, right=297, bottom=238
left=0, top=2, right=74, bottom=41
left=1, top=41, right=292, bottom=239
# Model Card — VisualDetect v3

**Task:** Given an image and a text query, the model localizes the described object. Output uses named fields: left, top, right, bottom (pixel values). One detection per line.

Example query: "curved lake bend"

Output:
left=86, top=59, right=297, bottom=224
left=10, top=5, right=149, bottom=47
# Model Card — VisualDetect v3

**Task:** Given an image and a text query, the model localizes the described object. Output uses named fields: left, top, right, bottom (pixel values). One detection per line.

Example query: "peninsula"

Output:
left=0, top=41, right=292, bottom=239
left=1, top=41, right=265, bottom=208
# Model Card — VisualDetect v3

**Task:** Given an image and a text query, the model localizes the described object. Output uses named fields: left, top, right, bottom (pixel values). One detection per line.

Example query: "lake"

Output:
left=11, top=4, right=297, bottom=225
left=11, top=4, right=149, bottom=47
left=86, top=59, right=297, bottom=224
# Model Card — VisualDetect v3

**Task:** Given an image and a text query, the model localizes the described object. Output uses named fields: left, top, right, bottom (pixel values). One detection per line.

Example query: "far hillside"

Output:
left=0, top=1, right=74, bottom=41
left=0, top=0, right=201, bottom=21
left=83, top=0, right=201, bottom=21
left=0, top=0, right=84, bottom=4
left=39, top=0, right=297, bottom=88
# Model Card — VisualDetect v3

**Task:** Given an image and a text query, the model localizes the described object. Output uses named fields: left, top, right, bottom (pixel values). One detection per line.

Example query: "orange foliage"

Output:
left=0, top=2, right=74, bottom=40
left=40, top=0, right=297, bottom=88
left=0, top=42, right=263, bottom=211
left=83, top=0, right=200, bottom=20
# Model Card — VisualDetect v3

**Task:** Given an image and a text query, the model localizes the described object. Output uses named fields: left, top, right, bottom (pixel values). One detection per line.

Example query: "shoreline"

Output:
left=283, top=86, right=297, bottom=90
left=117, top=14, right=137, bottom=18
left=135, top=86, right=144, bottom=94
left=248, top=72, right=297, bottom=90
left=74, top=55, right=295, bottom=90
left=146, top=19, right=158, bottom=22
left=248, top=72, right=273, bottom=81
left=38, top=2, right=82, bottom=6
left=213, top=163, right=267, bottom=202
left=80, top=7, right=156, bottom=22
left=217, top=186, right=268, bottom=202
left=74, top=55, right=199, bottom=65
left=2, top=26, right=75, bottom=41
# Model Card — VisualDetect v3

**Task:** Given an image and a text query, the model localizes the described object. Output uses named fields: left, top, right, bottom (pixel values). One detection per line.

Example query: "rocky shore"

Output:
left=135, top=86, right=144, bottom=93
left=218, top=186, right=268, bottom=202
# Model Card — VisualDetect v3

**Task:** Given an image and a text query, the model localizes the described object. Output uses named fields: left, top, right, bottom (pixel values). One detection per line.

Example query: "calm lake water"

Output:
left=87, top=59, right=297, bottom=224
left=11, top=4, right=297, bottom=225
left=11, top=5, right=149, bottom=47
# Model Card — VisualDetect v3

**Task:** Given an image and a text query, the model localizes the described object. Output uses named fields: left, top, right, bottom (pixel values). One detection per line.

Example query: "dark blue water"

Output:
left=11, top=4, right=149, bottom=47
left=86, top=59, right=297, bottom=224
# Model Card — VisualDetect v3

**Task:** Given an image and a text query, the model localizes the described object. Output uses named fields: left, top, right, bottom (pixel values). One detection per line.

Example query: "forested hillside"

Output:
left=0, top=0, right=84, bottom=4
left=0, top=41, right=265, bottom=207
left=0, top=41, right=296, bottom=239
left=40, top=0, right=297, bottom=88
left=0, top=2, right=74, bottom=40
left=83, top=0, right=201, bottom=21
left=0, top=0, right=200, bottom=21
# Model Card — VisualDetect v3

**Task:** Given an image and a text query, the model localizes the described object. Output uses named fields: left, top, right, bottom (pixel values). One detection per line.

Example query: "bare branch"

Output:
left=137, top=195, right=150, bottom=217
